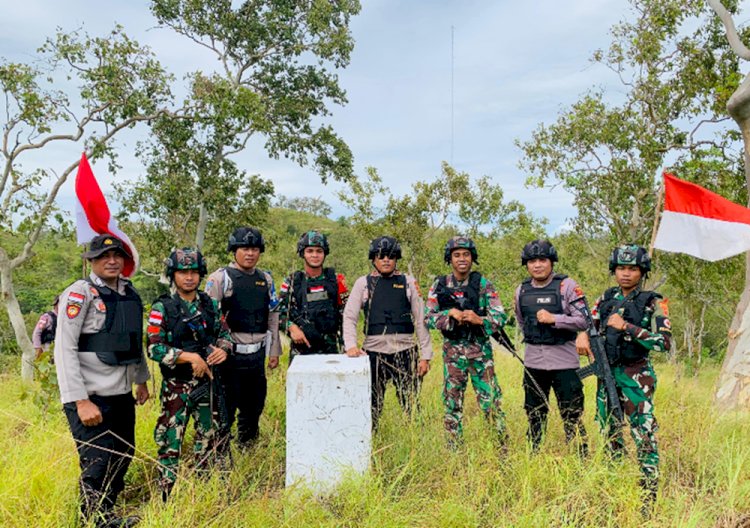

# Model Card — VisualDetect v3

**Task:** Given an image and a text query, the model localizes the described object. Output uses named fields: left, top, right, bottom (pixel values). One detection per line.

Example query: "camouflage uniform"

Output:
left=147, top=249, right=233, bottom=495
left=591, top=287, right=671, bottom=482
left=425, top=273, right=508, bottom=442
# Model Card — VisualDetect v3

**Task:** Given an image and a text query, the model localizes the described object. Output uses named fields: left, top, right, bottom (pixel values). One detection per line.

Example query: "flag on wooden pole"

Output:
left=653, top=172, right=750, bottom=262
left=74, top=152, right=139, bottom=277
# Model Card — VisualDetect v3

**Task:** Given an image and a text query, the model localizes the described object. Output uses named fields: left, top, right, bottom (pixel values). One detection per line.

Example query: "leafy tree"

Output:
left=0, top=27, right=173, bottom=380
left=275, top=195, right=333, bottom=217
left=119, top=0, right=361, bottom=256
left=517, top=0, right=744, bottom=244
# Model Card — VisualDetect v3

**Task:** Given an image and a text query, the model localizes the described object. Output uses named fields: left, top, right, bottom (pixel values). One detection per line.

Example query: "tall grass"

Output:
left=0, top=352, right=747, bottom=527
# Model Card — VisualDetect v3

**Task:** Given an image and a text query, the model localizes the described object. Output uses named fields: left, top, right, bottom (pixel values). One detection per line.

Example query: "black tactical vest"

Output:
left=518, top=274, right=577, bottom=345
left=290, top=268, right=340, bottom=348
left=78, top=280, right=144, bottom=366
left=221, top=267, right=269, bottom=333
left=598, top=287, right=660, bottom=366
left=434, top=271, right=486, bottom=341
left=158, top=292, right=218, bottom=381
left=40, top=311, right=57, bottom=344
left=363, top=274, right=414, bottom=336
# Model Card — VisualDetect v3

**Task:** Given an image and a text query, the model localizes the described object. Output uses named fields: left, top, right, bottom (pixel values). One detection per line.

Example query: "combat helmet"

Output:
left=609, top=244, right=651, bottom=275
left=368, top=236, right=402, bottom=260
left=165, top=247, right=208, bottom=281
left=444, top=236, right=479, bottom=264
left=227, top=227, right=265, bottom=253
left=296, top=230, right=330, bottom=257
left=521, top=239, right=559, bottom=266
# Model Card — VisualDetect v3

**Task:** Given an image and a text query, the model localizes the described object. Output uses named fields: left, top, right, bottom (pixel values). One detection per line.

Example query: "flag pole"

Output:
left=648, top=171, right=665, bottom=258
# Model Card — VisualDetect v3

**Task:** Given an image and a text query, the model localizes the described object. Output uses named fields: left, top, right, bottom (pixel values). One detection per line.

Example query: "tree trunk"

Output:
left=716, top=77, right=750, bottom=409
left=195, top=202, right=208, bottom=250
left=0, top=250, right=34, bottom=381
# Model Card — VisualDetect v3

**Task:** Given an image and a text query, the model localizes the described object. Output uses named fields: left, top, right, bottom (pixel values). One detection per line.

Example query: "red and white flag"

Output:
left=654, top=172, right=750, bottom=262
left=74, top=152, right=139, bottom=277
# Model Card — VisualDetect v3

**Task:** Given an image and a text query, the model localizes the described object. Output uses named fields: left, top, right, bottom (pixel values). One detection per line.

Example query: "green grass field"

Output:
left=0, top=351, right=747, bottom=528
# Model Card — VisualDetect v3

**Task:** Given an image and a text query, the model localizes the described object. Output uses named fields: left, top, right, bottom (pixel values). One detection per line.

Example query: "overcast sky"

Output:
left=0, top=0, right=698, bottom=232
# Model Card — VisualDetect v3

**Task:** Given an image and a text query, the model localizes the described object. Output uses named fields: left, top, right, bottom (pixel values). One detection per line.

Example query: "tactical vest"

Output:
left=435, top=271, right=486, bottom=341
left=598, top=287, right=660, bottom=366
left=40, top=311, right=57, bottom=344
left=290, top=268, right=340, bottom=348
left=364, top=274, right=414, bottom=336
left=78, top=280, right=144, bottom=366
left=518, top=274, right=577, bottom=345
left=157, top=292, right=218, bottom=381
left=221, top=267, right=269, bottom=333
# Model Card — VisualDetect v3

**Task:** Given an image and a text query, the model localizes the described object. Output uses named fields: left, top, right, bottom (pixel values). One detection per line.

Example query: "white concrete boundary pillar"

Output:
left=285, top=354, right=371, bottom=492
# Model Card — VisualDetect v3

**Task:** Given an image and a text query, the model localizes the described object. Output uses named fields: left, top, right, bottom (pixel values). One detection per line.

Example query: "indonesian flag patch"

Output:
left=309, top=285, right=325, bottom=293
left=148, top=310, right=163, bottom=325
left=68, top=292, right=85, bottom=305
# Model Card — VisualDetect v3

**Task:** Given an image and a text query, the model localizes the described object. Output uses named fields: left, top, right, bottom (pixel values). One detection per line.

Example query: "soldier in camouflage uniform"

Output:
left=147, top=248, right=233, bottom=499
left=425, top=236, right=508, bottom=446
left=576, top=244, right=671, bottom=511
left=278, top=230, right=348, bottom=361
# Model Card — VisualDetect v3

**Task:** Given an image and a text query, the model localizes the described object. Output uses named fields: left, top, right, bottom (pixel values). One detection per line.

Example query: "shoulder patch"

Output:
left=89, top=286, right=99, bottom=297
left=66, top=304, right=81, bottom=319
left=68, top=292, right=85, bottom=305
left=148, top=309, right=164, bottom=325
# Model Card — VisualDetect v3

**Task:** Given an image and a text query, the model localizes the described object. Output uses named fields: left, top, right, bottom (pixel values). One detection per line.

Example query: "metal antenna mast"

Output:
left=451, top=25, right=455, bottom=165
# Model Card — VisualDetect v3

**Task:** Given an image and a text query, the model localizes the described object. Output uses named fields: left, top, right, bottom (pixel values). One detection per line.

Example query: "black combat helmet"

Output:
left=521, top=239, right=559, bottom=266
left=444, top=236, right=479, bottom=264
left=227, top=227, right=265, bottom=253
left=164, top=248, right=207, bottom=282
left=368, top=236, right=402, bottom=260
left=609, top=244, right=651, bottom=275
left=296, top=230, right=330, bottom=257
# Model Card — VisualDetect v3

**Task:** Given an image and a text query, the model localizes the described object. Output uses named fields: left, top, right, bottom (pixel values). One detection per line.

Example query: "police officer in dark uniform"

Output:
left=55, top=235, right=149, bottom=527
left=514, top=240, right=589, bottom=453
left=343, top=236, right=432, bottom=428
left=278, top=230, right=348, bottom=360
left=205, top=227, right=281, bottom=448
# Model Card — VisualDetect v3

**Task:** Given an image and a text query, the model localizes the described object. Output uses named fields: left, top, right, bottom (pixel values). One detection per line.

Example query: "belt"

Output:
left=235, top=342, right=263, bottom=355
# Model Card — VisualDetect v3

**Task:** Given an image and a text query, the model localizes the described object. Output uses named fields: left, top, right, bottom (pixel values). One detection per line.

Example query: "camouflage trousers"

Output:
left=442, top=341, right=505, bottom=441
left=596, top=358, right=659, bottom=480
left=154, top=378, right=218, bottom=492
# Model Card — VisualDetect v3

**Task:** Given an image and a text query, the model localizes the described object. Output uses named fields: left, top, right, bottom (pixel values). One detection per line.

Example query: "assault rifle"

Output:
left=573, top=296, right=624, bottom=424
left=490, top=324, right=549, bottom=408
left=183, top=312, right=231, bottom=434
left=444, top=282, right=550, bottom=405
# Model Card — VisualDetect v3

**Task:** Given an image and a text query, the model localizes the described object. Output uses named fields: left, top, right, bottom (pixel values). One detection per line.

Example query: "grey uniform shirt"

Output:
left=343, top=271, right=432, bottom=360
left=514, top=275, right=588, bottom=370
left=205, top=262, right=282, bottom=357
left=32, top=312, right=55, bottom=351
left=55, top=273, right=150, bottom=404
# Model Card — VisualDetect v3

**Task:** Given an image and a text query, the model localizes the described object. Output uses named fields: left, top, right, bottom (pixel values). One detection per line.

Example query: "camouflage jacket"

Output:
left=591, top=286, right=672, bottom=354
left=147, top=294, right=233, bottom=368
left=424, top=273, right=507, bottom=344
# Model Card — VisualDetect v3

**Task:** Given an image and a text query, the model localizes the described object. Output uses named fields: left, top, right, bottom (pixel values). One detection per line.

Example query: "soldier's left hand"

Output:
left=268, top=356, right=279, bottom=370
left=536, top=309, right=556, bottom=324
left=134, top=383, right=149, bottom=405
left=206, top=345, right=228, bottom=365
left=606, top=313, right=627, bottom=332
left=417, top=359, right=430, bottom=378
left=462, top=310, right=483, bottom=326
